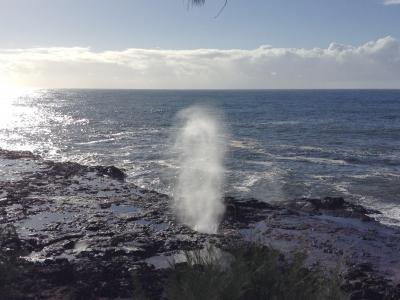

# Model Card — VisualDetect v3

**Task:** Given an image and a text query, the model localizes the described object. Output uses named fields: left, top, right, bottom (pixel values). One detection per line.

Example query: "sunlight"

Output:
left=0, top=84, right=31, bottom=101
left=0, top=84, right=35, bottom=130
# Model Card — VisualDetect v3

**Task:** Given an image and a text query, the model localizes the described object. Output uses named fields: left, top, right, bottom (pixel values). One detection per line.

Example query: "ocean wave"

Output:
left=346, top=174, right=374, bottom=179
left=231, top=141, right=351, bottom=166
left=297, top=146, right=325, bottom=151
left=371, top=206, right=400, bottom=227
left=147, top=159, right=178, bottom=169
left=75, top=137, right=120, bottom=145
left=230, top=139, right=261, bottom=150
left=325, top=185, right=400, bottom=226
left=245, top=160, right=275, bottom=167
left=273, top=144, right=331, bottom=154
left=258, top=121, right=302, bottom=126
left=343, top=172, right=400, bottom=180
left=74, top=118, right=90, bottom=125
left=355, top=198, right=400, bottom=227
left=331, top=182, right=353, bottom=197
left=74, top=130, right=151, bottom=145
left=341, top=151, right=400, bottom=166
left=310, top=175, right=335, bottom=180
left=60, top=152, right=101, bottom=165
left=274, top=155, right=349, bottom=166
left=236, top=173, right=274, bottom=191
left=228, top=167, right=289, bottom=202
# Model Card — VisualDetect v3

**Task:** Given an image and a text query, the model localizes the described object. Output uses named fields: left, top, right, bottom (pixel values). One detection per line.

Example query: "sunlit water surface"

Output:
left=1, top=89, right=400, bottom=226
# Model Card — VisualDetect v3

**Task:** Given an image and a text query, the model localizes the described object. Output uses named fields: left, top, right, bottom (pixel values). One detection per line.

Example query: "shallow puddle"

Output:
left=18, top=210, right=75, bottom=235
left=145, top=247, right=227, bottom=269
left=111, top=203, right=139, bottom=216
left=145, top=253, right=186, bottom=269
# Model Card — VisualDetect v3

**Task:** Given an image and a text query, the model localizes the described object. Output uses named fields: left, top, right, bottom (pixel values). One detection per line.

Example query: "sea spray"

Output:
left=173, top=106, right=226, bottom=234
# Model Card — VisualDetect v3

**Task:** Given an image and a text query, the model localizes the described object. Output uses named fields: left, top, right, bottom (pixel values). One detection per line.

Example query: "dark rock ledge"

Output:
left=0, top=149, right=399, bottom=299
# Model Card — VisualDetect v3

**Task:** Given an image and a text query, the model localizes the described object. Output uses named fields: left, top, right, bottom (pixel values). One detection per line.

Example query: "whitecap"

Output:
left=75, top=137, right=119, bottom=145
left=258, top=121, right=301, bottom=126
left=230, top=139, right=260, bottom=150
left=274, top=155, right=348, bottom=166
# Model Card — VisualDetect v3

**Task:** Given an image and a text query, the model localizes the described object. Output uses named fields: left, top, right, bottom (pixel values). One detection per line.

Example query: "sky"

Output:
left=0, top=0, right=400, bottom=89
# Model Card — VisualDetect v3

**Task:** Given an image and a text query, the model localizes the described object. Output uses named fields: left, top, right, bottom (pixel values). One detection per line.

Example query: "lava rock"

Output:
left=99, top=202, right=112, bottom=209
left=308, top=197, right=345, bottom=210
left=0, top=149, right=39, bottom=160
left=95, top=166, right=126, bottom=181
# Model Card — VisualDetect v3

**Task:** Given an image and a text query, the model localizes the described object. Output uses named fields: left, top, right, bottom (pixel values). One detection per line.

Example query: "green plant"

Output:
left=0, top=255, right=20, bottom=299
left=166, top=244, right=348, bottom=300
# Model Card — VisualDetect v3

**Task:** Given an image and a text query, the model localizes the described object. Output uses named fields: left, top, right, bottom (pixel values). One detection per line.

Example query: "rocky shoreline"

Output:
left=1, top=148, right=399, bottom=299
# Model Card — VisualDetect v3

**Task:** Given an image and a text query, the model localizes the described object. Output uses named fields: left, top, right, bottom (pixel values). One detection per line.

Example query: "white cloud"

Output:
left=383, top=0, right=400, bottom=5
left=1, top=36, right=400, bottom=89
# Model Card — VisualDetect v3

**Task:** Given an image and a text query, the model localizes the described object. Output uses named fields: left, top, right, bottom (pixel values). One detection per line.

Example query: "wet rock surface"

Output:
left=0, top=149, right=399, bottom=299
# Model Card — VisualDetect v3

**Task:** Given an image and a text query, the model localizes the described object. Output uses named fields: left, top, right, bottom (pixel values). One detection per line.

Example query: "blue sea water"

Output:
left=1, top=89, right=400, bottom=225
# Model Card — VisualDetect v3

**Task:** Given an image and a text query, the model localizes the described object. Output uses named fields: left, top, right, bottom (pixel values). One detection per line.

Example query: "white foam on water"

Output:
left=372, top=206, right=400, bottom=227
left=274, top=155, right=348, bottom=166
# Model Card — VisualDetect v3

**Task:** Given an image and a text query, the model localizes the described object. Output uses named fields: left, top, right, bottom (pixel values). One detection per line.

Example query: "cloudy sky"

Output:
left=1, top=0, right=400, bottom=89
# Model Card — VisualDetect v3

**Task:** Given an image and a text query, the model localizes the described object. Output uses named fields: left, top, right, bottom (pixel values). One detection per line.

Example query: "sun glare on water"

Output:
left=0, top=84, right=33, bottom=101
left=0, top=84, right=36, bottom=128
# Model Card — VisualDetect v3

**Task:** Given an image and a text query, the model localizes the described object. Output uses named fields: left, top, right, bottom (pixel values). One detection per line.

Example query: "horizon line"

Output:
left=27, top=88, right=400, bottom=91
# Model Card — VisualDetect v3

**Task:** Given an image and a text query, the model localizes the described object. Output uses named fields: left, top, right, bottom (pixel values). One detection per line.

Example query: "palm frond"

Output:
left=190, top=0, right=228, bottom=18
left=191, top=0, right=206, bottom=6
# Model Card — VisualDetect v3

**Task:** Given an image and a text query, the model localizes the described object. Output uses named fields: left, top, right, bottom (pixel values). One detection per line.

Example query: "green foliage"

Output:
left=0, top=225, right=24, bottom=299
left=0, top=255, right=20, bottom=299
left=189, top=0, right=228, bottom=18
left=190, top=0, right=206, bottom=6
left=166, top=244, right=348, bottom=300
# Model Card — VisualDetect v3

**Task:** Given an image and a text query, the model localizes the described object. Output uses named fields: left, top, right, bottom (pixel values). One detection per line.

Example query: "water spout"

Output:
left=173, top=106, right=226, bottom=234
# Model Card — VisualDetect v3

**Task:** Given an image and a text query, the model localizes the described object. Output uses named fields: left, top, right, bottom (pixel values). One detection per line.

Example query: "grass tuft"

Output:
left=166, top=244, right=348, bottom=300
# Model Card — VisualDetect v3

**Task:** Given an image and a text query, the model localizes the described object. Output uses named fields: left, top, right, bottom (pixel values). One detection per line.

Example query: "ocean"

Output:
left=1, top=89, right=400, bottom=226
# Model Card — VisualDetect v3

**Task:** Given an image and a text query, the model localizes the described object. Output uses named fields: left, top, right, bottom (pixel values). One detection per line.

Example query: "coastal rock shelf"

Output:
left=0, top=149, right=399, bottom=299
